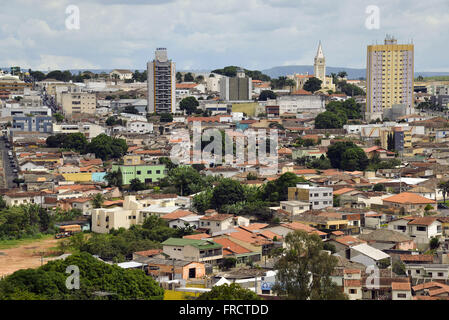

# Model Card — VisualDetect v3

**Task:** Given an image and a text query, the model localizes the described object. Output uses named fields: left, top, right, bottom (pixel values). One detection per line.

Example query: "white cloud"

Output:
left=0, top=0, right=447, bottom=72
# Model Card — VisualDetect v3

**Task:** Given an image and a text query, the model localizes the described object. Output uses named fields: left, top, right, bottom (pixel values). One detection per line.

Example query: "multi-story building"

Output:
left=288, top=184, right=333, bottom=210
left=147, top=48, right=176, bottom=114
left=61, top=92, right=96, bottom=117
left=92, top=196, right=147, bottom=234
left=1, top=106, right=51, bottom=118
left=126, top=120, right=153, bottom=134
left=366, top=36, right=414, bottom=121
left=219, top=68, right=252, bottom=101
left=161, top=238, right=223, bottom=265
left=380, top=126, right=412, bottom=152
left=0, top=75, right=32, bottom=95
left=11, top=116, right=53, bottom=133
left=111, top=164, right=167, bottom=185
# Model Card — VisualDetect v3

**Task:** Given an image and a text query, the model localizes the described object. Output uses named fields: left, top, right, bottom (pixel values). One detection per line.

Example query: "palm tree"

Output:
left=91, top=193, right=105, bottom=209
left=438, top=181, right=449, bottom=204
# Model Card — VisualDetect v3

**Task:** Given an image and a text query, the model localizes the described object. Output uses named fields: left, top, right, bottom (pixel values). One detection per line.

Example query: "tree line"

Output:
left=46, top=133, right=128, bottom=161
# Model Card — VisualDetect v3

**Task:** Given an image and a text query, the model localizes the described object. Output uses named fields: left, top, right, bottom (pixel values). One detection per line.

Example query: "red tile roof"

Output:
left=161, top=209, right=195, bottom=221
left=183, top=233, right=211, bottom=240
left=333, top=235, right=366, bottom=247
left=399, top=254, right=433, bottom=263
left=200, top=213, right=233, bottom=221
left=213, top=238, right=252, bottom=255
left=391, top=282, right=411, bottom=291
left=383, top=192, right=436, bottom=204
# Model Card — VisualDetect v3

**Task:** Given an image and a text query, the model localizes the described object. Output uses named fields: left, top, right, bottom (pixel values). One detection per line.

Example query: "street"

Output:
left=0, top=136, right=18, bottom=189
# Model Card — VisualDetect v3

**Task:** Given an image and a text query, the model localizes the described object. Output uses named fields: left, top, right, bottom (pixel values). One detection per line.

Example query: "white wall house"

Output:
left=126, top=120, right=153, bottom=134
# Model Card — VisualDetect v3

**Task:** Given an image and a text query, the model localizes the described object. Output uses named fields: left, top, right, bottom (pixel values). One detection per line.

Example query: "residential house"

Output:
left=161, top=238, right=223, bottom=265
left=382, top=192, right=436, bottom=215
left=358, top=229, right=416, bottom=251
left=288, top=184, right=333, bottom=210
left=391, top=282, right=412, bottom=300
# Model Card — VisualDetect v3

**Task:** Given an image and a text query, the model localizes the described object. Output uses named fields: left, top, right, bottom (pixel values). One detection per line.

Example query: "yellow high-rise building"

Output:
left=366, top=36, right=414, bottom=121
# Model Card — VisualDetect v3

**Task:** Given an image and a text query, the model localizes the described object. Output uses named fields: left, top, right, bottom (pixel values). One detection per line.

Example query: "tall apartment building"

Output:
left=288, top=184, right=333, bottom=210
left=366, top=36, right=414, bottom=121
left=147, top=48, right=176, bottom=114
left=61, top=92, right=96, bottom=117
left=219, top=68, right=252, bottom=101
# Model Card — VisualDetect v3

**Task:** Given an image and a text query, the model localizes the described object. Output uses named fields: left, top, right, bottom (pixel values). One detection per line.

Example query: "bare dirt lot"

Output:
left=0, top=238, right=62, bottom=277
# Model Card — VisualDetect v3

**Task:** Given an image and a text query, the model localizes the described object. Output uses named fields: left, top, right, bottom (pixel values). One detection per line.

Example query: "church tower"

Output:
left=314, top=41, right=326, bottom=83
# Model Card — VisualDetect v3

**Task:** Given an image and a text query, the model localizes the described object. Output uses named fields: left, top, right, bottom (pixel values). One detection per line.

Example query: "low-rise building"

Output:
left=161, top=237, right=223, bottom=265
left=288, top=184, right=333, bottom=210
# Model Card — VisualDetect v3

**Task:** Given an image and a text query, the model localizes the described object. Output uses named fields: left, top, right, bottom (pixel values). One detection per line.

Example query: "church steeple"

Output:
left=314, top=41, right=326, bottom=84
left=316, top=41, right=324, bottom=59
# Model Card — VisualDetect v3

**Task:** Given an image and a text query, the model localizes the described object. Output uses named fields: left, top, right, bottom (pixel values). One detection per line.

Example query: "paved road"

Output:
left=0, top=137, right=17, bottom=189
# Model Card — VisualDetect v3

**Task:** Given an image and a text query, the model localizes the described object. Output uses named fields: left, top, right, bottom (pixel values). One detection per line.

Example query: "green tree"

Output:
left=158, top=157, right=177, bottom=171
left=91, top=193, right=105, bottom=209
left=167, top=166, right=206, bottom=196
left=303, top=77, right=322, bottom=93
left=430, top=237, right=440, bottom=250
left=194, top=75, right=204, bottom=83
left=260, top=172, right=307, bottom=202
left=179, top=96, right=199, bottom=115
left=196, top=283, right=260, bottom=300
left=211, top=179, right=245, bottom=210
left=184, top=72, right=194, bottom=82
left=273, top=230, right=348, bottom=300
left=104, top=169, right=123, bottom=189
left=159, top=113, right=173, bottom=123
left=0, top=252, right=164, bottom=300
left=373, top=183, right=386, bottom=192
left=326, top=141, right=368, bottom=171
left=337, top=71, right=347, bottom=79
left=85, top=134, right=128, bottom=161
left=438, top=181, right=449, bottom=203
left=392, top=261, right=406, bottom=275
left=314, top=111, right=346, bottom=129
left=53, top=113, right=64, bottom=123
left=62, top=133, right=88, bottom=152
left=129, top=178, right=146, bottom=192
left=192, top=189, right=213, bottom=214
left=30, top=70, right=46, bottom=82
left=258, top=90, right=276, bottom=101
left=176, top=72, right=183, bottom=83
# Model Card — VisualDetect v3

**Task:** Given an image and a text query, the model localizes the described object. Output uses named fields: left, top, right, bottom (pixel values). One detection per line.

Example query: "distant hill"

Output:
left=261, top=65, right=449, bottom=80
left=3, top=66, right=449, bottom=81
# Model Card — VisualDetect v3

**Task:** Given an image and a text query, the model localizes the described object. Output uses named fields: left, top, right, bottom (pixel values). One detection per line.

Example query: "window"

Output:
left=397, top=293, right=406, bottom=298
left=438, top=272, right=444, bottom=277
left=349, top=289, right=357, bottom=294
left=137, top=171, right=141, bottom=175
left=416, top=226, right=426, bottom=232
left=314, top=202, right=319, bottom=205
left=156, top=170, right=161, bottom=174
left=416, top=270, right=420, bottom=274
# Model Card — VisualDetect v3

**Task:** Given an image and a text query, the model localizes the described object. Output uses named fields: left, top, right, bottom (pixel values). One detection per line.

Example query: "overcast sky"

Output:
left=1, top=0, right=448, bottom=72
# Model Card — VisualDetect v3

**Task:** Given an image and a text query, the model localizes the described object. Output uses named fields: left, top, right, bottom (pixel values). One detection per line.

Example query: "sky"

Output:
left=1, top=0, right=449, bottom=72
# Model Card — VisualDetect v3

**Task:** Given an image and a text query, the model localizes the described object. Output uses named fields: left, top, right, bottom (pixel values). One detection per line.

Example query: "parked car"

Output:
left=438, top=203, right=448, bottom=209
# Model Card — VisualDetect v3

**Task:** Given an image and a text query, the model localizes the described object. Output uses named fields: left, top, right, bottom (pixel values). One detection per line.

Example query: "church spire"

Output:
left=316, top=41, right=324, bottom=59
